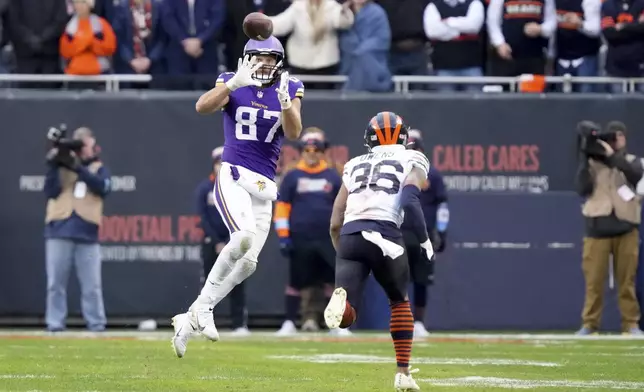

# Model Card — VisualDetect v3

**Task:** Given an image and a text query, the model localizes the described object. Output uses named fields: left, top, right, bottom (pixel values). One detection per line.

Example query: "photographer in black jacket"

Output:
left=576, top=121, right=643, bottom=335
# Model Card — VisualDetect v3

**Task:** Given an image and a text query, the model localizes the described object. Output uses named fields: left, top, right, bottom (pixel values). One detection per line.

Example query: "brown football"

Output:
left=339, top=302, right=356, bottom=329
left=243, top=12, right=273, bottom=41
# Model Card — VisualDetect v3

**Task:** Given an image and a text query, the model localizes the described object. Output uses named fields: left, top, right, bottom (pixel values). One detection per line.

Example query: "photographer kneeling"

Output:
left=44, top=127, right=110, bottom=332
left=576, top=121, right=643, bottom=335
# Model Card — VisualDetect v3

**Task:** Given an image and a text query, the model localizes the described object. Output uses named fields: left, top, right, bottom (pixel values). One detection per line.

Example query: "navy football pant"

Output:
left=335, top=233, right=409, bottom=314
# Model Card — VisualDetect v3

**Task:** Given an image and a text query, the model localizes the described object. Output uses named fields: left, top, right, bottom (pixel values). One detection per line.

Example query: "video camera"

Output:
left=577, top=121, right=617, bottom=160
left=46, top=124, right=84, bottom=168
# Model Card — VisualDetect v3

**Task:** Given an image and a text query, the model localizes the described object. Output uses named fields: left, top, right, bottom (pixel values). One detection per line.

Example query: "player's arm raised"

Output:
left=281, top=98, right=303, bottom=140
left=195, top=84, right=232, bottom=114
left=276, top=72, right=303, bottom=140
left=195, top=56, right=263, bottom=114
left=329, top=184, right=349, bottom=251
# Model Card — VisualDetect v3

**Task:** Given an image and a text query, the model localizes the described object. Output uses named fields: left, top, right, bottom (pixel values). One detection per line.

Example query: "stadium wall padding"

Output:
left=3, top=93, right=644, bottom=331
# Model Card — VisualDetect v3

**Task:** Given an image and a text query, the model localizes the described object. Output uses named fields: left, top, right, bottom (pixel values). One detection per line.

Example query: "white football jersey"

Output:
left=342, top=145, right=430, bottom=227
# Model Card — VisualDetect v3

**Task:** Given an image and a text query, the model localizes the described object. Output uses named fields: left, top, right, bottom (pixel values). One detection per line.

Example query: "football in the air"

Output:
left=243, top=12, right=273, bottom=41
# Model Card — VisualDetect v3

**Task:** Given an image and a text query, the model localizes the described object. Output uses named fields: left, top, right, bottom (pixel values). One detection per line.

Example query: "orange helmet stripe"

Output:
left=391, top=115, right=403, bottom=144
left=370, top=118, right=386, bottom=146
left=382, top=112, right=392, bottom=144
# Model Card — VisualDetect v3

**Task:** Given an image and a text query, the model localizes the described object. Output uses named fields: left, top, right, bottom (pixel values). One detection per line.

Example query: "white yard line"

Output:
left=419, top=377, right=644, bottom=390
left=0, top=375, right=55, bottom=379
left=198, top=375, right=314, bottom=382
left=267, top=354, right=560, bottom=367
left=1, top=330, right=643, bottom=342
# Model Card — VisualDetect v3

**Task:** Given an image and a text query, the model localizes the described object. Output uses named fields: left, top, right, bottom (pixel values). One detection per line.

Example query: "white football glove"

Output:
left=420, top=239, right=435, bottom=261
left=225, top=55, right=263, bottom=91
left=276, top=71, right=291, bottom=110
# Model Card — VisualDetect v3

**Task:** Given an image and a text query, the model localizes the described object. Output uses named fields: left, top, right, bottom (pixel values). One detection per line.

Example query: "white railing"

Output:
left=0, top=74, right=152, bottom=92
left=0, top=74, right=642, bottom=93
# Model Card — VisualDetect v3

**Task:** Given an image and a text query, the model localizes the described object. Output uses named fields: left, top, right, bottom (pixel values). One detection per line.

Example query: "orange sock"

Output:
left=390, top=301, right=414, bottom=368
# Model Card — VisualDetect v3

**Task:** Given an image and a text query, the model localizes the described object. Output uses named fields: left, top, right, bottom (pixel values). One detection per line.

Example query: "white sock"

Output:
left=201, top=256, right=257, bottom=308
left=197, top=227, right=267, bottom=308
left=195, top=231, right=253, bottom=308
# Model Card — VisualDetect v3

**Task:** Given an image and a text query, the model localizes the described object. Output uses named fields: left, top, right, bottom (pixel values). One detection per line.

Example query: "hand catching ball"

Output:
left=243, top=12, right=273, bottom=41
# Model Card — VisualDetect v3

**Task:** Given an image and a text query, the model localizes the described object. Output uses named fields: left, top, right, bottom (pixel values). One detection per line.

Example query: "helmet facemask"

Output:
left=246, top=51, right=283, bottom=86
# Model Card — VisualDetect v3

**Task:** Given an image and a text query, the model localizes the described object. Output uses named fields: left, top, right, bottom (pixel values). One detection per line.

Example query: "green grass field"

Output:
left=1, top=330, right=643, bottom=391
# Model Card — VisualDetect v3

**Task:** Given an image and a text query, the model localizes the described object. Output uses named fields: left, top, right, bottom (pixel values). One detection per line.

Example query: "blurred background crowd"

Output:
left=0, top=0, right=642, bottom=92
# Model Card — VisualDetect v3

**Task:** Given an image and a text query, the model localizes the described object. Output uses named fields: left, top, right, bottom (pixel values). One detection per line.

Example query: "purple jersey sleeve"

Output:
left=287, top=77, right=305, bottom=101
left=215, top=72, right=235, bottom=87
left=215, top=72, right=235, bottom=111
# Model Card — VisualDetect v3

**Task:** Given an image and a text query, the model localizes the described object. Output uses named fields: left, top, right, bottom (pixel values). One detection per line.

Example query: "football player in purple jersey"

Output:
left=171, top=36, right=304, bottom=358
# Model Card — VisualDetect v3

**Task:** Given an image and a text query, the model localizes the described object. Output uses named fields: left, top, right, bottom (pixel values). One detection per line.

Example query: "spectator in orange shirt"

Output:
left=60, top=0, right=117, bottom=75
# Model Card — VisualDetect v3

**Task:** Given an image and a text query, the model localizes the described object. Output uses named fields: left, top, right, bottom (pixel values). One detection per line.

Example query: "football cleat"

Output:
left=171, top=312, right=196, bottom=358
left=189, top=303, right=220, bottom=341
left=324, top=287, right=348, bottom=330
left=394, top=368, right=420, bottom=391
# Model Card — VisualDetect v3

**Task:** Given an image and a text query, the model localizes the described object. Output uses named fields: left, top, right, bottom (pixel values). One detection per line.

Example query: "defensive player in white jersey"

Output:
left=324, top=112, right=433, bottom=391
left=171, top=36, right=304, bottom=358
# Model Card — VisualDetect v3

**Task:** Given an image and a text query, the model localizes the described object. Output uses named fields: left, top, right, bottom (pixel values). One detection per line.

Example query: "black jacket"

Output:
left=0, top=0, right=8, bottom=47
left=7, top=0, right=68, bottom=57
left=374, top=0, right=430, bottom=44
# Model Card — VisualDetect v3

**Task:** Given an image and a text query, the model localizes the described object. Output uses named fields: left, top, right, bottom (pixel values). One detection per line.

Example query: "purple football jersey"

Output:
left=215, top=72, right=305, bottom=180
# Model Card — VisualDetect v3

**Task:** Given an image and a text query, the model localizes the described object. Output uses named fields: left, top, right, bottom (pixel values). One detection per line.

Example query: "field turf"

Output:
left=1, top=330, right=643, bottom=391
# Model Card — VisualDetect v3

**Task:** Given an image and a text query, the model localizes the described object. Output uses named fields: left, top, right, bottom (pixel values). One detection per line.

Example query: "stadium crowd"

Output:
left=0, top=0, right=643, bottom=91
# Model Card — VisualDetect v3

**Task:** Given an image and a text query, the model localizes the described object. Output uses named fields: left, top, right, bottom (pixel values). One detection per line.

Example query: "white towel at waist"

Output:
left=361, top=231, right=404, bottom=259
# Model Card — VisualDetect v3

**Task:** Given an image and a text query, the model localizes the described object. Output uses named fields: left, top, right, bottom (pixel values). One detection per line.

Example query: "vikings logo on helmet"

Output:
left=243, top=36, right=285, bottom=86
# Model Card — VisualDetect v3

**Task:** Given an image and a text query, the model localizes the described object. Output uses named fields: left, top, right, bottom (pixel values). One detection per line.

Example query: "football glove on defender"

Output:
left=225, top=55, right=263, bottom=91
left=432, top=230, right=447, bottom=253
left=276, top=71, right=291, bottom=110
left=420, top=239, right=435, bottom=262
